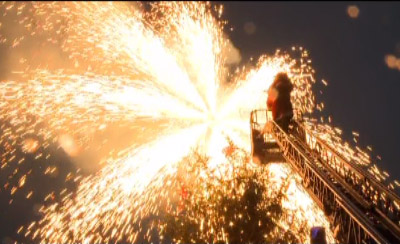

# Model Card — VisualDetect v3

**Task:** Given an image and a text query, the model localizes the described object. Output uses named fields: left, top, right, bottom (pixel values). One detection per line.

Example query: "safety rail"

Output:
left=293, top=121, right=400, bottom=240
left=270, top=120, right=388, bottom=244
left=250, top=109, right=400, bottom=243
left=250, top=109, right=302, bottom=131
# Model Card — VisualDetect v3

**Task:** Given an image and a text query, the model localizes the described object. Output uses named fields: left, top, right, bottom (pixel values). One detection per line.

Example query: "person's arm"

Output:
left=264, top=88, right=276, bottom=134
left=267, top=87, right=277, bottom=109
left=267, top=96, right=273, bottom=109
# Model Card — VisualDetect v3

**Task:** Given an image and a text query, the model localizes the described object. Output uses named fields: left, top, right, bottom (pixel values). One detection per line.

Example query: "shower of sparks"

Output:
left=0, top=1, right=397, bottom=244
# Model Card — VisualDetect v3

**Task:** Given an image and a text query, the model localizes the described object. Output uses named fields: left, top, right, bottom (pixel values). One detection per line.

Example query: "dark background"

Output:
left=222, top=1, right=400, bottom=180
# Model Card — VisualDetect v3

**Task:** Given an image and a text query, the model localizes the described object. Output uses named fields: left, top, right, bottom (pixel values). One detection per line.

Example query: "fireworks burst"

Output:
left=0, top=1, right=396, bottom=243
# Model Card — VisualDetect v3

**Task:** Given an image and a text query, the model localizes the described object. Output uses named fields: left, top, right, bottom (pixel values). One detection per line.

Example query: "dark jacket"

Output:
left=267, top=73, right=294, bottom=121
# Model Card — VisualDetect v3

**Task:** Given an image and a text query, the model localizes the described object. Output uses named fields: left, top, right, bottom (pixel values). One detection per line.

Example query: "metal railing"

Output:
left=250, top=109, right=400, bottom=243
left=293, top=121, right=400, bottom=240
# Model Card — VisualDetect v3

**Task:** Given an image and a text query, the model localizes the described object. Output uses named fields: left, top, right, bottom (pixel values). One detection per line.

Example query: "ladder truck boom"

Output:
left=250, top=109, right=400, bottom=244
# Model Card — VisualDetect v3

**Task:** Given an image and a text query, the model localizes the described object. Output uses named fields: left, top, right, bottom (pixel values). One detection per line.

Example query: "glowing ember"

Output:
left=385, top=54, right=400, bottom=71
left=22, top=138, right=40, bottom=154
left=58, top=134, right=80, bottom=157
left=347, top=5, right=360, bottom=19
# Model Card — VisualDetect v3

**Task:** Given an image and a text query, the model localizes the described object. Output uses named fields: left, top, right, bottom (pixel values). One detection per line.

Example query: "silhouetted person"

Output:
left=267, top=72, right=294, bottom=132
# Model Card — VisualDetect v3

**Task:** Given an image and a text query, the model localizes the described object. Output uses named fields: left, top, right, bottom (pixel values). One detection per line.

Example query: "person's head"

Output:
left=272, top=72, right=293, bottom=92
left=273, top=72, right=290, bottom=85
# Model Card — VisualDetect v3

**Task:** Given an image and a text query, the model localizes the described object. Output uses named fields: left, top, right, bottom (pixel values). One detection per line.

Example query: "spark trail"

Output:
left=0, top=1, right=394, bottom=243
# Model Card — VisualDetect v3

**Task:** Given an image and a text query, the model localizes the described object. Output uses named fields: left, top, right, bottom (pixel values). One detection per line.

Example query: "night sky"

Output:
left=223, top=1, right=400, bottom=180
left=1, top=2, right=400, bottom=243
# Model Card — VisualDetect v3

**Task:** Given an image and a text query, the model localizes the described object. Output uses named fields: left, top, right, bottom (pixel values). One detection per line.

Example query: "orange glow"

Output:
left=58, top=134, right=80, bottom=157
left=385, top=54, right=397, bottom=69
left=22, top=138, right=40, bottom=154
left=347, top=5, right=360, bottom=19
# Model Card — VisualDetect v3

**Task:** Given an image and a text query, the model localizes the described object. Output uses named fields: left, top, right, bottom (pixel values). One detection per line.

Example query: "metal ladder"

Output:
left=250, top=109, right=400, bottom=244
